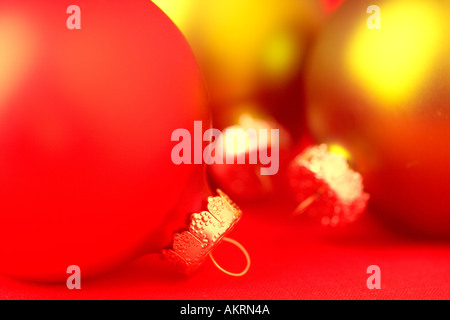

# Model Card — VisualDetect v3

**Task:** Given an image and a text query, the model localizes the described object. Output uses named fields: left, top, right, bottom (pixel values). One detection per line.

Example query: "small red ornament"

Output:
left=288, top=144, right=369, bottom=226
left=207, top=113, right=292, bottom=202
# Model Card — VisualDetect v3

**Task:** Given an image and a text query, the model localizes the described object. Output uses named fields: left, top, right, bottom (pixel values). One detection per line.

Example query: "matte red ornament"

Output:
left=0, top=0, right=211, bottom=281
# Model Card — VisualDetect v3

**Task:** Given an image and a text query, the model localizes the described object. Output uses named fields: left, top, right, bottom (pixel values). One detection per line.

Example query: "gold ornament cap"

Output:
left=162, top=189, right=243, bottom=274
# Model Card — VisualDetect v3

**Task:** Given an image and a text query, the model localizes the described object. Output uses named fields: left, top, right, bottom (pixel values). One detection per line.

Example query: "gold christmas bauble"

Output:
left=154, top=0, right=324, bottom=131
left=305, top=0, right=450, bottom=237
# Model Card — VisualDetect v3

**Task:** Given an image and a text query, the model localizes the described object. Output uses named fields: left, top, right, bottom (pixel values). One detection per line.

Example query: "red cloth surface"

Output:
left=1, top=203, right=449, bottom=300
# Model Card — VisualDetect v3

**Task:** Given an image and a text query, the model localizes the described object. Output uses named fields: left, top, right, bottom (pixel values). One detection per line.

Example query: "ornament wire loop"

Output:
left=291, top=186, right=327, bottom=217
left=163, top=190, right=243, bottom=274
left=209, top=237, right=251, bottom=277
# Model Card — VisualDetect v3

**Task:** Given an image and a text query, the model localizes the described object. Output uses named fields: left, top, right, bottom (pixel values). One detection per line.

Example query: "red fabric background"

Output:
left=1, top=203, right=448, bottom=300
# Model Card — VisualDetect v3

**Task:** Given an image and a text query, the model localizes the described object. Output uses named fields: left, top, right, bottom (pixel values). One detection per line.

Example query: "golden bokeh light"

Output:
left=346, top=1, right=443, bottom=106
left=152, top=0, right=322, bottom=105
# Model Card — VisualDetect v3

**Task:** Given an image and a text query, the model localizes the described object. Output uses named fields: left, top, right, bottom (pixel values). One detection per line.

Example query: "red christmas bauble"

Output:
left=288, top=144, right=369, bottom=226
left=0, top=0, right=209, bottom=280
left=305, top=0, right=450, bottom=237
left=206, top=112, right=293, bottom=202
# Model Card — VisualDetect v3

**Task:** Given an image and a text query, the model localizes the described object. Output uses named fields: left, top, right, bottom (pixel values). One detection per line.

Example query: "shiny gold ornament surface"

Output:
left=153, top=0, right=324, bottom=132
left=305, top=0, right=450, bottom=236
